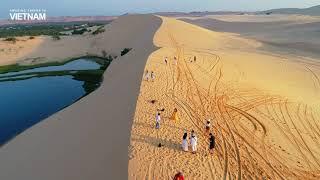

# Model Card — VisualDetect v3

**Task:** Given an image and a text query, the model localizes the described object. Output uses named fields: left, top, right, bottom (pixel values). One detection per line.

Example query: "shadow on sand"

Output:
left=131, top=134, right=181, bottom=152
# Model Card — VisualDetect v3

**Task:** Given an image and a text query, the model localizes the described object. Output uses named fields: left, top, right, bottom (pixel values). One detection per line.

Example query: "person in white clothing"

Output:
left=190, top=133, right=198, bottom=154
left=155, top=113, right=161, bottom=129
left=205, top=119, right=211, bottom=133
left=144, top=70, right=150, bottom=81
left=150, top=71, right=155, bottom=82
left=182, top=131, right=188, bottom=152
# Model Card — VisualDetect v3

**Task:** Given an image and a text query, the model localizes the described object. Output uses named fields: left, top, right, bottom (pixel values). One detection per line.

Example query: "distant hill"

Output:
left=155, top=11, right=250, bottom=17
left=259, top=5, right=320, bottom=16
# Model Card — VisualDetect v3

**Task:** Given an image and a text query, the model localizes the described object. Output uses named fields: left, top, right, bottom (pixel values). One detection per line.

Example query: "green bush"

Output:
left=51, top=35, right=61, bottom=41
left=101, top=50, right=107, bottom=58
left=71, top=28, right=87, bottom=35
left=92, top=26, right=105, bottom=35
left=121, top=48, right=132, bottom=56
left=3, top=37, right=17, bottom=42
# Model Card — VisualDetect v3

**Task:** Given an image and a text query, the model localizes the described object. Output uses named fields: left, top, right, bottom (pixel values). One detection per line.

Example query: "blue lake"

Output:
left=0, top=58, right=107, bottom=145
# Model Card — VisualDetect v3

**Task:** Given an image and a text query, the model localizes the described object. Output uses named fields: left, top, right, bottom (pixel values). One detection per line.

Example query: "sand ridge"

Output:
left=0, top=15, right=162, bottom=180
left=129, top=16, right=320, bottom=179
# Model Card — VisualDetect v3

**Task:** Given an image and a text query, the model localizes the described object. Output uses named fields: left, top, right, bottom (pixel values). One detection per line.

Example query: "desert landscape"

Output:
left=0, top=4, right=319, bottom=180
left=128, top=16, right=320, bottom=179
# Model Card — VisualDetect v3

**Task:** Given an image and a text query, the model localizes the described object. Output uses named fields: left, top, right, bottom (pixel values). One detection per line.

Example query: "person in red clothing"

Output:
left=173, top=171, right=184, bottom=180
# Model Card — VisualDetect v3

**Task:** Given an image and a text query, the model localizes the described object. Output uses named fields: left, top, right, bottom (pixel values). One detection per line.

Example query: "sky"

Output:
left=1, top=0, right=320, bottom=18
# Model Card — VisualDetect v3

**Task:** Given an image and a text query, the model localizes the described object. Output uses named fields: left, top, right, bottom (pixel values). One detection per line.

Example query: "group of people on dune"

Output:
left=156, top=108, right=216, bottom=154
left=145, top=55, right=216, bottom=180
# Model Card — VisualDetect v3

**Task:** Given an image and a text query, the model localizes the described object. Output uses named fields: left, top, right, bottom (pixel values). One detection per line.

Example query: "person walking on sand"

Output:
left=170, top=108, right=179, bottom=123
left=144, top=70, right=150, bottom=81
left=165, top=57, right=168, bottom=65
left=205, top=119, right=211, bottom=133
left=174, top=56, right=178, bottom=65
left=150, top=71, right=155, bottom=82
left=209, top=133, right=215, bottom=154
left=155, top=113, right=161, bottom=129
left=190, top=132, right=198, bottom=154
left=194, top=56, right=197, bottom=62
left=190, top=130, right=195, bottom=137
left=173, top=172, right=185, bottom=180
left=182, top=131, right=188, bottom=152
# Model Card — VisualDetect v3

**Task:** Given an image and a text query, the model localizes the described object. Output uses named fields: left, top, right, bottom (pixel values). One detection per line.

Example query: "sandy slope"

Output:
left=0, top=15, right=161, bottom=180
left=0, top=36, right=44, bottom=65
left=128, top=16, right=320, bottom=179
left=179, top=14, right=320, bottom=23
left=181, top=15, right=320, bottom=60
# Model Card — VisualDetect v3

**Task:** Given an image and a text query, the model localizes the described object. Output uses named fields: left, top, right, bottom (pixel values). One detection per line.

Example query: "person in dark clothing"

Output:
left=209, top=133, right=215, bottom=154
left=183, top=132, right=187, bottom=139
left=182, top=131, right=188, bottom=151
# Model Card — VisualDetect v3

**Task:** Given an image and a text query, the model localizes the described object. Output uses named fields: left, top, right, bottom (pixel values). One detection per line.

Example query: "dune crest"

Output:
left=0, top=15, right=162, bottom=180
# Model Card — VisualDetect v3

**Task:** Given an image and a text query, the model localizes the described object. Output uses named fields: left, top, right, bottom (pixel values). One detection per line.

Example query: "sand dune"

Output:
left=129, top=16, right=320, bottom=179
left=259, top=5, right=320, bottom=16
left=0, top=15, right=161, bottom=180
left=182, top=14, right=320, bottom=23
left=1, top=13, right=320, bottom=180
left=182, top=15, right=320, bottom=59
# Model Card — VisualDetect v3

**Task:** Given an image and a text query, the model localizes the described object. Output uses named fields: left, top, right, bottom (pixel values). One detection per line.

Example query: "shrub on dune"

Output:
left=3, top=37, right=17, bottom=43
left=51, top=35, right=61, bottom=41
left=121, top=48, right=132, bottom=56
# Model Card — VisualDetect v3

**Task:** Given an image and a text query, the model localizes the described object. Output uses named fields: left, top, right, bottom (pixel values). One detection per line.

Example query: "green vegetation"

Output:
left=0, top=69, right=104, bottom=95
left=0, top=55, right=113, bottom=75
left=121, top=48, right=132, bottom=56
left=3, top=37, right=17, bottom=43
left=0, top=55, right=114, bottom=94
left=0, top=21, right=112, bottom=38
left=92, top=26, right=105, bottom=35
left=71, top=28, right=88, bottom=35
left=101, top=50, right=107, bottom=58
left=73, top=70, right=104, bottom=94
left=51, top=35, right=61, bottom=40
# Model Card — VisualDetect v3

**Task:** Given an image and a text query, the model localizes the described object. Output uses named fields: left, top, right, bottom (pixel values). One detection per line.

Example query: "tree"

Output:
left=101, top=50, right=107, bottom=58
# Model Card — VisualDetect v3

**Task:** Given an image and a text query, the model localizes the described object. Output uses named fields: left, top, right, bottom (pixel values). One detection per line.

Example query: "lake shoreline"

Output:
left=0, top=57, right=109, bottom=146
